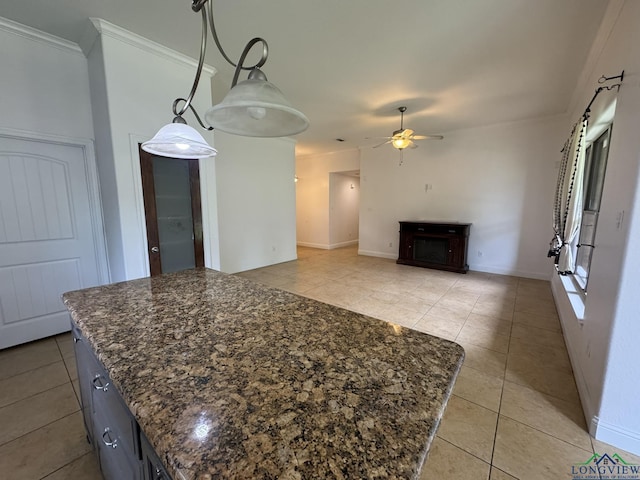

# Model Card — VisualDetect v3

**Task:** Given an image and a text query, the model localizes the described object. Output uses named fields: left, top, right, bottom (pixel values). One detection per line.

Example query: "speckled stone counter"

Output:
left=63, top=268, right=464, bottom=480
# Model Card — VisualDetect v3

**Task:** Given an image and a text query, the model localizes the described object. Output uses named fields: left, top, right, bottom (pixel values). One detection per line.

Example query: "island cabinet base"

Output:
left=72, top=324, right=171, bottom=480
left=397, top=221, right=471, bottom=273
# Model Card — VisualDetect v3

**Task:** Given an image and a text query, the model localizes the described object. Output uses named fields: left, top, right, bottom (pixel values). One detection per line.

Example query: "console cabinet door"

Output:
left=397, top=222, right=470, bottom=273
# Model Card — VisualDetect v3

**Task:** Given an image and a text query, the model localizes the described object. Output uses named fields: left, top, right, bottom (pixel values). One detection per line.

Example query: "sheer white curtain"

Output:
left=556, top=118, right=587, bottom=273
left=549, top=127, right=575, bottom=259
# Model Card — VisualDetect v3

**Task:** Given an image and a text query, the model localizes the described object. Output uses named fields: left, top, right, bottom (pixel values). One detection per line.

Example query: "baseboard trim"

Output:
left=297, top=242, right=329, bottom=250
left=358, top=250, right=397, bottom=260
left=297, top=240, right=358, bottom=250
left=467, top=264, right=552, bottom=280
left=590, top=416, right=640, bottom=456
left=329, top=240, right=358, bottom=249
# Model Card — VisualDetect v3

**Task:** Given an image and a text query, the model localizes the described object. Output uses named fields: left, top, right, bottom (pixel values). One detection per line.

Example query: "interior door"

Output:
left=0, top=135, right=106, bottom=349
left=139, top=146, right=204, bottom=276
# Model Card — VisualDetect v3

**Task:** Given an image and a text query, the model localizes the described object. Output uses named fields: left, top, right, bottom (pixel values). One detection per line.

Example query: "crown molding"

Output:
left=0, top=16, right=82, bottom=55
left=80, top=18, right=216, bottom=77
left=567, top=0, right=625, bottom=118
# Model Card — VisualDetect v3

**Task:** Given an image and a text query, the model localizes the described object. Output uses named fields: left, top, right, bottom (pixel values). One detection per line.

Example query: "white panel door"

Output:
left=0, top=135, right=106, bottom=349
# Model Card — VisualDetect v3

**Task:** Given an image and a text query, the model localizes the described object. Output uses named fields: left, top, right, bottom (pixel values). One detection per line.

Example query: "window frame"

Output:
left=573, top=124, right=612, bottom=293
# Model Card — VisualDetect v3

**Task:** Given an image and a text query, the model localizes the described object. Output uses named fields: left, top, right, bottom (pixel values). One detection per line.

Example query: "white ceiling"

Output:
left=0, top=0, right=608, bottom=156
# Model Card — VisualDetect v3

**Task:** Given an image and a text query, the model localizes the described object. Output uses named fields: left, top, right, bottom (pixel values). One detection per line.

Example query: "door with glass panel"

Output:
left=139, top=146, right=204, bottom=276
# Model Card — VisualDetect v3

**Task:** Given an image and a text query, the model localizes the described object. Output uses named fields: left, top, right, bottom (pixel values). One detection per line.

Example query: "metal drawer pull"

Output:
left=92, top=375, right=110, bottom=391
left=102, top=428, right=118, bottom=449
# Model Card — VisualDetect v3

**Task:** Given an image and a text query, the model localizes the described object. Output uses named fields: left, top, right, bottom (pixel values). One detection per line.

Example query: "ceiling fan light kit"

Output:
left=142, top=0, right=309, bottom=160
left=370, top=106, right=443, bottom=165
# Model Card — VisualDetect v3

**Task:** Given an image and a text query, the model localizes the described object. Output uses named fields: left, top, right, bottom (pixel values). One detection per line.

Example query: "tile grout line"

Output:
left=436, top=436, right=493, bottom=470
left=496, top=410, right=594, bottom=454
left=0, top=408, right=81, bottom=449
left=38, top=452, right=96, bottom=480
left=0, top=379, right=72, bottom=411
left=487, top=277, right=518, bottom=473
left=0, top=356, right=65, bottom=383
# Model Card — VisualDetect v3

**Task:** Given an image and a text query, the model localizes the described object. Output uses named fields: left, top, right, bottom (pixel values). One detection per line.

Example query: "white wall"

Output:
left=0, top=18, right=94, bottom=141
left=329, top=174, right=360, bottom=247
left=551, top=0, right=640, bottom=455
left=213, top=132, right=298, bottom=273
left=296, top=149, right=360, bottom=248
left=81, top=19, right=217, bottom=281
left=359, top=116, right=564, bottom=279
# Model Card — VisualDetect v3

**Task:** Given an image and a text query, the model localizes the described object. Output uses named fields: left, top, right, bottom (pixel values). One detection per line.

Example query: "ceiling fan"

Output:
left=370, top=106, right=443, bottom=164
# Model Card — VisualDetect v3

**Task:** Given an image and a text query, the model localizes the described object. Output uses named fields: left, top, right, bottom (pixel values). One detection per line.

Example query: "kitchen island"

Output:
left=63, top=268, right=464, bottom=480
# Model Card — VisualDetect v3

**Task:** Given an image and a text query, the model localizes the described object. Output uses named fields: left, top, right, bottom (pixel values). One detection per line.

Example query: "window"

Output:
left=574, top=126, right=612, bottom=292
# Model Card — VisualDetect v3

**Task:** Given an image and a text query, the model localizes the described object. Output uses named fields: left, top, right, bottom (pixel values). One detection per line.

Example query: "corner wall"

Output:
left=329, top=174, right=360, bottom=247
left=552, top=0, right=640, bottom=455
left=81, top=19, right=216, bottom=281
left=358, top=115, right=564, bottom=279
left=296, top=149, right=360, bottom=249
left=214, top=132, right=298, bottom=274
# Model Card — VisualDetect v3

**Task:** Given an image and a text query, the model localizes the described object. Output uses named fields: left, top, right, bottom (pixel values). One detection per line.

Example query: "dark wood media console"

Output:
left=397, top=221, right=471, bottom=273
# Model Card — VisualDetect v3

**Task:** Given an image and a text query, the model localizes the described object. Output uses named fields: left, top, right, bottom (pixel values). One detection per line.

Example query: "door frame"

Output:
left=138, top=145, right=205, bottom=276
left=0, top=126, right=110, bottom=285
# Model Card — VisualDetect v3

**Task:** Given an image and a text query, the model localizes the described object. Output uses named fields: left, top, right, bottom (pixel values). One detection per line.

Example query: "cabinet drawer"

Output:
left=95, top=410, right=143, bottom=480
left=92, top=375, right=139, bottom=457
left=72, top=327, right=102, bottom=444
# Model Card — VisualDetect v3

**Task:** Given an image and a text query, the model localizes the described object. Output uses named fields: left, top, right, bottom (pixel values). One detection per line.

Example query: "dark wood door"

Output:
left=139, top=146, right=204, bottom=276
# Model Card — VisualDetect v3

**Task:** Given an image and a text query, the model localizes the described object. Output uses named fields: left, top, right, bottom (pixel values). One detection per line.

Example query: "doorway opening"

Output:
left=138, top=146, right=204, bottom=276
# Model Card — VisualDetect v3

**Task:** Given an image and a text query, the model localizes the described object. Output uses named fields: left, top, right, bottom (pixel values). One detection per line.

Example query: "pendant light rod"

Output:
left=206, top=3, right=268, bottom=73
left=193, top=0, right=268, bottom=73
left=231, top=38, right=269, bottom=87
left=172, top=99, right=212, bottom=130
left=172, top=6, right=212, bottom=129
left=172, top=0, right=271, bottom=126
left=142, top=0, right=308, bottom=159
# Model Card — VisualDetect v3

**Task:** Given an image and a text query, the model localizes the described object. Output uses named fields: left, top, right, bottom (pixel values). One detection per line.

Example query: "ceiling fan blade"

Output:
left=372, top=139, right=392, bottom=148
left=365, top=136, right=393, bottom=140
left=412, top=135, right=444, bottom=140
left=408, top=142, right=419, bottom=149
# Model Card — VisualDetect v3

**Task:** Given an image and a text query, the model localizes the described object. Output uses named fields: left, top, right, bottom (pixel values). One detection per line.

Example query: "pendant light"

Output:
left=142, top=0, right=308, bottom=159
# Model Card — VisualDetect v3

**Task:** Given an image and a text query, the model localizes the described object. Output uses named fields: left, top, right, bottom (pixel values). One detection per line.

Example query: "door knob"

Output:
left=151, top=246, right=159, bottom=253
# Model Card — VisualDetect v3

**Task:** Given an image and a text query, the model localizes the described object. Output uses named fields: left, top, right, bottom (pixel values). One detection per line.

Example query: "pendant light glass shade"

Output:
left=205, top=77, right=309, bottom=137
left=142, top=122, right=217, bottom=159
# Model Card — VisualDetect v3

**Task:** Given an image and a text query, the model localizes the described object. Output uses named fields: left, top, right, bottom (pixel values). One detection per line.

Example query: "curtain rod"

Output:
left=560, top=70, right=624, bottom=154
left=583, top=70, right=625, bottom=119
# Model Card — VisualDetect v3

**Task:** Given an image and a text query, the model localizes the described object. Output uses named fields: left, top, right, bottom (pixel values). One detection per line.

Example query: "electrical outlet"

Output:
left=477, top=250, right=483, bottom=257
left=389, top=242, right=393, bottom=248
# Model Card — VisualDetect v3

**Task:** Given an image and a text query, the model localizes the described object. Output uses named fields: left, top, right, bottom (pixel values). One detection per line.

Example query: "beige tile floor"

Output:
left=1, top=245, right=638, bottom=479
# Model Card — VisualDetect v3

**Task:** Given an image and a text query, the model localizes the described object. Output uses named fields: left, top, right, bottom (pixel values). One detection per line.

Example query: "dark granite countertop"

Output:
left=63, top=268, right=464, bottom=480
